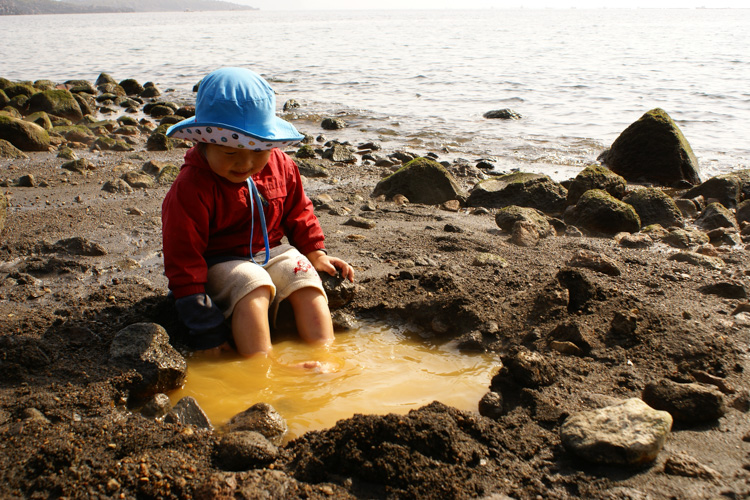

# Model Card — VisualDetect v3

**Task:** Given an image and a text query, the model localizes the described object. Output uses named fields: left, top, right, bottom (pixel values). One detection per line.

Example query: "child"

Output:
left=162, top=67, right=354, bottom=357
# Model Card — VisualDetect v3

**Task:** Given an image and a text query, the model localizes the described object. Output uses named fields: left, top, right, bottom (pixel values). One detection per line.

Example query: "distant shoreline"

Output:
left=0, top=0, right=257, bottom=16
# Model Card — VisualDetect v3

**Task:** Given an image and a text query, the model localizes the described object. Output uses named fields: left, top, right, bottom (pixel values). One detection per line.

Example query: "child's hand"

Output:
left=307, top=250, right=355, bottom=282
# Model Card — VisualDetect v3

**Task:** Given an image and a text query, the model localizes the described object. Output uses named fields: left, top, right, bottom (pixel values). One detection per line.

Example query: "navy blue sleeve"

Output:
left=174, top=293, right=232, bottom=350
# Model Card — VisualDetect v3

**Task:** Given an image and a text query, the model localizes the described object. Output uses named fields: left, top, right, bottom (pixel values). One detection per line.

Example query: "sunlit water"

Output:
left=169, top=320, right=501, bottom=439
left=2, top=9, right=749, bottom=179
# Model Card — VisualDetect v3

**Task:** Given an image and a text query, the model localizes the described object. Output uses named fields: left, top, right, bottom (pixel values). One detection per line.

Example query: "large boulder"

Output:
left=27, top=89, right=83, bottom=122
left=682, top=174, right=742, bottom=209
left=467, top=172, right=567, bottom=215
left=0, top=115, right=50, bottom=151
left=109, top=322, right=187, bottom=401
left=371, top=157, right=462, bottom=205
left=600, top=108, right=701, bottom=186
left=567, top=165, right=626, bottom=205
left=623, top=187, right=684, bottom=229
left=564, top=189, right=640, bottom=236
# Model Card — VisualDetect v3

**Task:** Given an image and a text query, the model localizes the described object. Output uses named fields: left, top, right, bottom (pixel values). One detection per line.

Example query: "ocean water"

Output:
left=1, top=8, right=749, bottom=180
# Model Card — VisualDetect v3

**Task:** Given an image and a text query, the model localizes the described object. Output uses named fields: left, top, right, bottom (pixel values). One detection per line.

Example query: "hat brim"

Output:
left=166, top=116, right=303, bottom=151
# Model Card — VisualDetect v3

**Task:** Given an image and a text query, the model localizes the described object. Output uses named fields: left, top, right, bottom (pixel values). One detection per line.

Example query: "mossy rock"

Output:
left=122, top=171, right=155, bottom=189
left=0, top=138, right=28, bottom=159
left=682, top=174, right=742, bottom=209
left=26, top=111, right=53, bottom=131
left=0, top=89, right=9, bottom=108
left=0, top=78, right=12, bottom=91
left=0, top=115, right=50, bottom=151
left=65, top=79, right=97, bottom=94
left=371, top=157, right=462, bottom=205
left=661, top=228, right=709, bottom=249
left=467, top=172, right=567, bottom=215
left=146, top=131, right=173, bottom=152
left=623, top=187, right=683, bottom=229
left=567, top=165, right=626, bottom=205
left=119, top=78, right=145, bottom=95
left=3, top=83, right=36, bottom=99
left=53, top=124, right=94, bottom=143
left=73, top=93, right=95, bottom=116
left=27, top=89, right=83, bottom=122
left=157, top=165, right=180, bottom=185
left=33, top=79, right=56, bottom=91
left=564, top=189, right=640, bottom=236
left=495, top=205, right=554, bottom=238
left=601, top=108, right=700, bottom=186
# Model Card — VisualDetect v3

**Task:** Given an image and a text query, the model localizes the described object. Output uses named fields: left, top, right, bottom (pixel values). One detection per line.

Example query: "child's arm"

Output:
left=307, top=250, right=355, bottom=282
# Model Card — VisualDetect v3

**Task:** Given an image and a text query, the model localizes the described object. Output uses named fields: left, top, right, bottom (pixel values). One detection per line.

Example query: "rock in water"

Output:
left=165, top=396, right=212, bottom=429
left=371, top=157, right=463, bottom=205
left=109, top=322, right=187, bottom=400
left=601, top=108, right=701, bottom=186
left=560, top=398, right=673, bottom=465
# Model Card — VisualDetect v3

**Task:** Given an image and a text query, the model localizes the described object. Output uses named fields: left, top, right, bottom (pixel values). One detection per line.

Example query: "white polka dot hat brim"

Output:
left=167, top=117, right=302, bottom=151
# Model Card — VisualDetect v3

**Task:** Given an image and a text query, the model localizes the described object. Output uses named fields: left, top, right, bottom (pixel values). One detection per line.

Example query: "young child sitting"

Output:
left=162, top=67, right=354, bottom=357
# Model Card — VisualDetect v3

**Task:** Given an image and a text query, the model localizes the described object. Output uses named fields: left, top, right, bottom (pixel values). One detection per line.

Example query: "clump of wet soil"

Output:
left=1, top=137, right=750, bottom=499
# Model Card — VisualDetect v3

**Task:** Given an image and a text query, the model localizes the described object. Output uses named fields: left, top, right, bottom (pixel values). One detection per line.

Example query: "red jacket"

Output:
left=162, top=146, right=325, bottom=299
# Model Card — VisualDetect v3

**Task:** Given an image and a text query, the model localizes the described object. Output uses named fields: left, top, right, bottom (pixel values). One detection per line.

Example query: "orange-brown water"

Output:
left=169, top=320, right=500, bottom=440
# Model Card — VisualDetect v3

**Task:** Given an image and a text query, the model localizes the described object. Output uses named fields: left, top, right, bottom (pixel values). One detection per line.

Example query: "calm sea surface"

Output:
left=1, top=8, right=749, bottom=180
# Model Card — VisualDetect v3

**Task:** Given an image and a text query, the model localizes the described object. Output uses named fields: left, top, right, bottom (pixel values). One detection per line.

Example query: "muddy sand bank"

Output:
left=1, top=133, right=750, bottom=499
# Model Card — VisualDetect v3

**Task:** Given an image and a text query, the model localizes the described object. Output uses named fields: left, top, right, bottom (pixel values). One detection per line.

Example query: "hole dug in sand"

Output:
left=169, top=319, right=501, bottom=440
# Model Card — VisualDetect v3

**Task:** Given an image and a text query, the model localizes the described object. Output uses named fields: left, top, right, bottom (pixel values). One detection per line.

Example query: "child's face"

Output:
left=204, top=144, right=272, bottom=183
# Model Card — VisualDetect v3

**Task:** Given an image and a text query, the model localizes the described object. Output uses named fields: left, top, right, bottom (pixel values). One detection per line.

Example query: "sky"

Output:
left=233, top=0, right=747, bottom=9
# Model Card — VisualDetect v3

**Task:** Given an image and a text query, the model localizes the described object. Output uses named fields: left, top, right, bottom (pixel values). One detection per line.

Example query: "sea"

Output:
left=1, top=8, right=749, bottom=181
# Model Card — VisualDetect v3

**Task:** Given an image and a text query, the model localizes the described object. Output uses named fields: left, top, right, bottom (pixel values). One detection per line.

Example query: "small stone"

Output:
left=216, top=431, right=279, bottom=471
left=478, top=391, right=504, bottom=419
left=225, top=403, right=287, bottom=445
left=560, top=398, right=672, bottom=466
left=472, top=253, right=508, bottom=267
left=566, top=249, right=621, bottom=276
left=141, top=393, right=171, bottom=419
left=164, top=396, right=212, bottom=430
left=344, top=216, right=376, bottom=229
left=642, top=379, right=725, bottom=424
left=506, top=349, right=556, bottom=387
left=663, top=452, right=722, bottom=481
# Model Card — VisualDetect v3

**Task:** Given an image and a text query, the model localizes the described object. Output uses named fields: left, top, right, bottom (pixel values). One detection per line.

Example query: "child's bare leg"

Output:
left=287, top=287, right=334, bottom=345
left=231, top=285, right=273, bottom=357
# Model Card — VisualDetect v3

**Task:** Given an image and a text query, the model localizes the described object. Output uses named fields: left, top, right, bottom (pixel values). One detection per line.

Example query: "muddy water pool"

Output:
left=169, top=320, right=501, bottom=439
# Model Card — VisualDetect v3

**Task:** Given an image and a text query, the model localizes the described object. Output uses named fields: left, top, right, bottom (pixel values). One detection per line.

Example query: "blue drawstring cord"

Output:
left=248, top=178, right=270, bottom=266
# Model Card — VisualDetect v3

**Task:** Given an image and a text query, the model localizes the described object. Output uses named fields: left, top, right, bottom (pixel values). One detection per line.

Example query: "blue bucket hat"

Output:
left=166, top=67, right=304, bottom=151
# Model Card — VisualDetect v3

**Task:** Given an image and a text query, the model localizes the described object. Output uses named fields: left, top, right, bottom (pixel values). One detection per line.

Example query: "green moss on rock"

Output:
left=567, top=165, right=626, bottom=205
left=27, top=89, right=84, bottom=122
left=0, top=115, right=50, bottom=151
left=371, top=157, right=462, bottom=205
left=565, top=189, right=640, bottom=235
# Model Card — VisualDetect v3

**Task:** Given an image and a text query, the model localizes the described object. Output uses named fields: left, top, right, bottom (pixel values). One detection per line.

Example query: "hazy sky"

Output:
left=234, top=0, right=747, bottom=9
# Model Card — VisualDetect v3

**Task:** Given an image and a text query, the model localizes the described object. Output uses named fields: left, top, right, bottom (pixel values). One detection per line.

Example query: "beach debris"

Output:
left=600, top=108, right=701, bottom=186
left=642, top=379, right=726, bottom=424
left=165, top=396, right=212, bottom=430
left=109, top=322, right=188, bottom=400
left=560, top=398, right=672, bottom=466
left=483, top=108, right=521, bottom=120
left=563, top=189, right=640, bottom=236
left=467, top=172, right=567, bottom=215
left=225, top=403, right=288, bottom=446
left=371, top=157, right=462, bottom=205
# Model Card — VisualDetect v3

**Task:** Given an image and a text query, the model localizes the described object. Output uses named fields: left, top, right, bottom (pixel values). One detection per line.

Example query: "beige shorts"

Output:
left=205, top=244, right=326, bottom=323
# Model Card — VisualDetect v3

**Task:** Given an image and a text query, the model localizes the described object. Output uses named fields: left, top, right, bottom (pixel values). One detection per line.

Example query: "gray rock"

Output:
left=695, top=202, right=739, bottom=231
left=683, top=174, right=742, bottom=209
left=164, top=396, right=211, bottom=429
left=225, top=403, right=287, bottom=445
left=0, top=115, right=50, bottom=151
left=600, top=108, right=701, bottom=186
left=674, top=198, right=699, bottom=218
left=617, top=233, right=654, bottom=248
left=468, top=172, right=567, bottom=215
left=323, top=143, right=356, bottom=163
left=564, top=189, right=640, bottom=235
left=372, top=157, right=462, bottom=205
left=320, top=272, right=357, bottom=309
left=321, top=117, right=346, bottom=130
left=566, top=249, right=621, bottom=276
left=109, top=322, right=187, bottom=400
left=295, top=158, right=328, bottom=178
left=642, top=379, right=726, bottom=423
left=495, top=205, right=554, bottom=237
left=483, top=108, right=521, bottom=120
left=216, top=431, right=279, bottom=471
left=661, top=228, right=709, bottom=249
left=509, top=220, right=540, bottom=247
left=622, top=188, right=684, bottom=229
left=663, top=452, right=722, bottom=481
left=141, top=393, right=171, bottom=419
left=667, top=250, right=725, bottom=270
left=736, top=200, right=750, bottom=225
left=102, top=179, right=134, bottom=194
left=478, top=391, right=504, bottom=419
left=344, top=216, right=376, bottom=229
left=567, top=165, right=626, bottom=205
left=560, top=398, right=672, bottom=466
left=121, top=171, right=155, bottom=189
left=61, top=158, right=92, bottom=174
left=506, top=349, right=556, bottom=387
